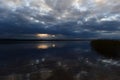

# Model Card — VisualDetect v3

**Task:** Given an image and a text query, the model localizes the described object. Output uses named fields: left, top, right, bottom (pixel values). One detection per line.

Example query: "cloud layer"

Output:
left=0, top=0, right=120, bottom=39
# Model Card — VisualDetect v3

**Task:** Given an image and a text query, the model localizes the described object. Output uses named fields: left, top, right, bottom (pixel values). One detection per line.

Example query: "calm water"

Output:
left=0, top=41, right=119, bottom=80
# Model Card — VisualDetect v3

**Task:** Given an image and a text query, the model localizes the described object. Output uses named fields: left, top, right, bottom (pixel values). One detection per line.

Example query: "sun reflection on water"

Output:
left=37, top=43, right=56, bottom=49
left=37, top=44, right=49, bottom=49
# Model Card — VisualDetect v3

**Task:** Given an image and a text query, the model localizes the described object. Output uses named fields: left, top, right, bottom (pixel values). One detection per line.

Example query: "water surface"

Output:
left=0, top=41, right=119, bottom=80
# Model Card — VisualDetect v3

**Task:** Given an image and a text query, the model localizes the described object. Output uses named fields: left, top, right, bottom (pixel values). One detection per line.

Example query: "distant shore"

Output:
left=0, top=38, right=119, bottom=44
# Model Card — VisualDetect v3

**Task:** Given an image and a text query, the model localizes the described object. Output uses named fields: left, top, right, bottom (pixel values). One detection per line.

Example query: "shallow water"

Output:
left=0, top=41, right=119, bottom=80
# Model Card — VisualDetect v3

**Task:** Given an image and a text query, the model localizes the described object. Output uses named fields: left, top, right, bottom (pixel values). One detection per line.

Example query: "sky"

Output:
left=0, top=0, right=120, bottom=39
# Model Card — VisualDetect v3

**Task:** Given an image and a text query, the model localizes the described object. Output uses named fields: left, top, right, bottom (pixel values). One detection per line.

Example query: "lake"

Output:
left=0, top=41, right=119, bottom=80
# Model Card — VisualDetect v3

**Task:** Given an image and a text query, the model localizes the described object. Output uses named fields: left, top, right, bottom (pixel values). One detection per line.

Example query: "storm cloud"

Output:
left=0, top=0, right=120, bottom=39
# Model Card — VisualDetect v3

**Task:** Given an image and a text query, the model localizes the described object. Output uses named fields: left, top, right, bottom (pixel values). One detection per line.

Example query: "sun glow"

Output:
left=36, top=34, right=56, bottom=38
left=36, top=34, right=49, bottom=38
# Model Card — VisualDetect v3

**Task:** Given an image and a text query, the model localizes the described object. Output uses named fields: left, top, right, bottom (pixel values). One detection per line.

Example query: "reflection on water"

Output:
left=37, top=43, right=56, bottom=49
left=0, top=41, right=119, bottom=80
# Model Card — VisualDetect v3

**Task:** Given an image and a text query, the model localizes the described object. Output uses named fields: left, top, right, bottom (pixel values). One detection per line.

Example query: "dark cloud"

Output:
left=0, top=0, right=120, bottom=39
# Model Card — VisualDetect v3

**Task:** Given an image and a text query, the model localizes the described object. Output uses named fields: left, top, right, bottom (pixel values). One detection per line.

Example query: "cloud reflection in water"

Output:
left=0, top=41, right=119, bottom=79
